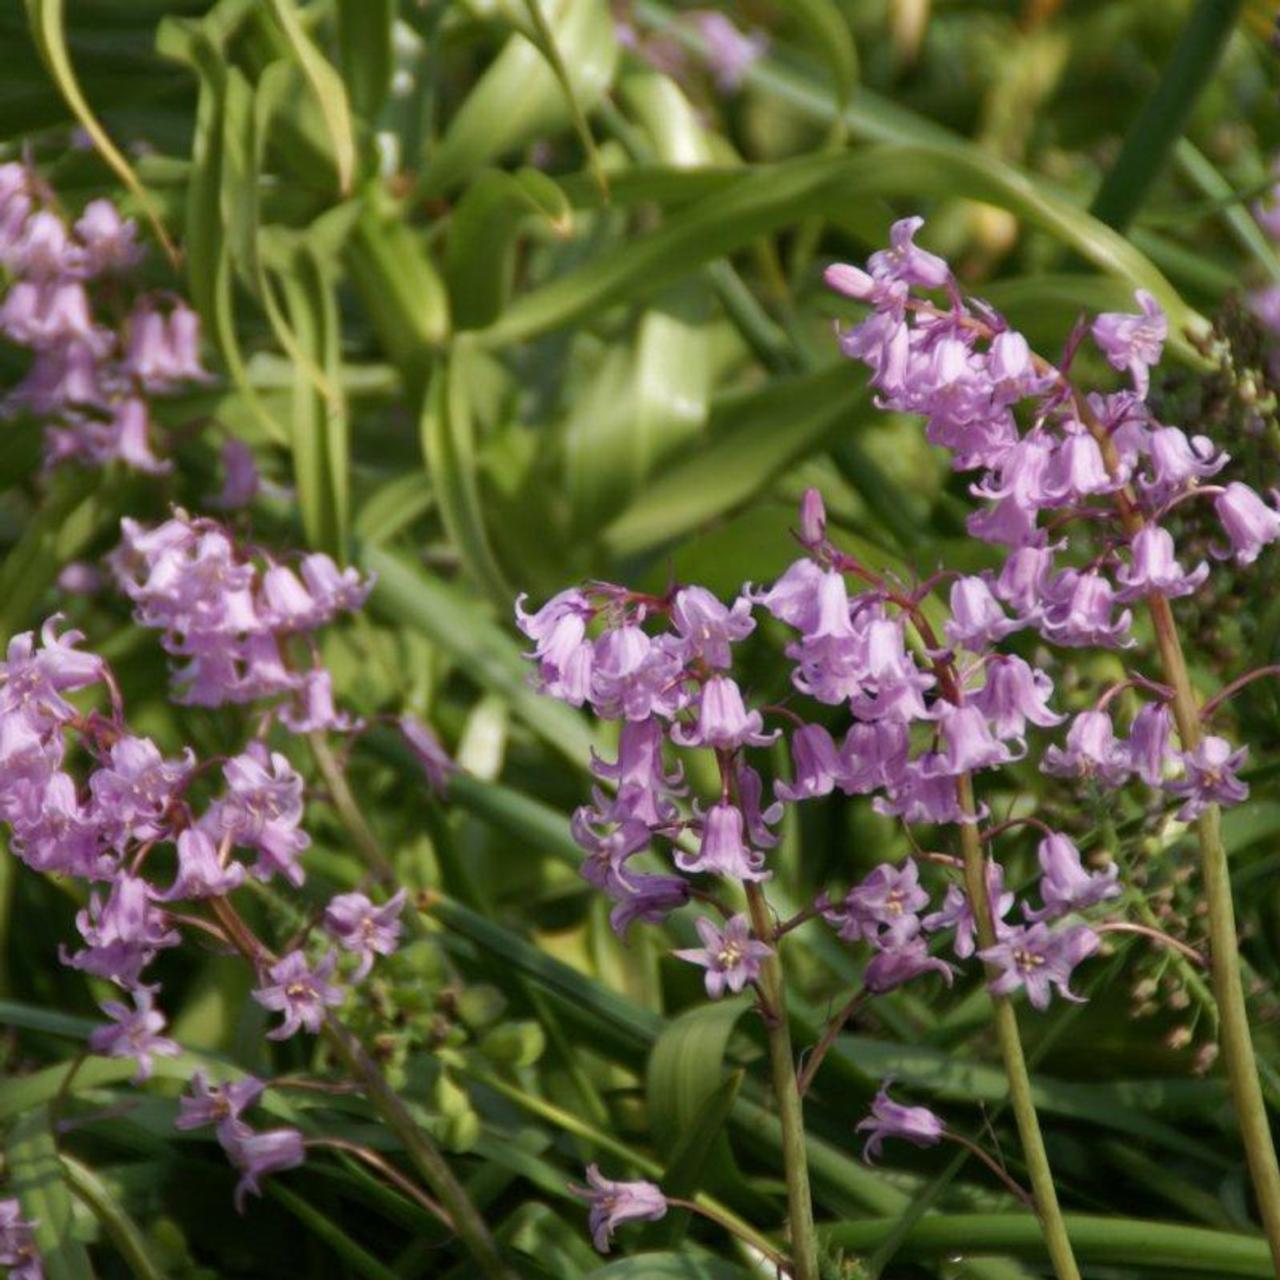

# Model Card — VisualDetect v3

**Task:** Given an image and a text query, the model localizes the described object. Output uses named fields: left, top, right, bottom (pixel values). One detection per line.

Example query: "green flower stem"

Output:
left=746, top=881, right=819, bottom=1280
left=956, top=775, right=1081, bottom=1280
left=206, top=897, right=514, bottom=1280
left=1144, top=595, right=1280, bottom=1271
left=824, top=1212, right=1272, bottom=1274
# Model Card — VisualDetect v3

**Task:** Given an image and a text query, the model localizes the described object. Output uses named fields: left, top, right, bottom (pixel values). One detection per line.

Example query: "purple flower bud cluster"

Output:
left=0, top=162, right=209, bottom=473
left=0, top=606, right=405, bottom=1210
left=107, top=512, right=372, bottom=722
left=827, top=219, right=1263, bottom=821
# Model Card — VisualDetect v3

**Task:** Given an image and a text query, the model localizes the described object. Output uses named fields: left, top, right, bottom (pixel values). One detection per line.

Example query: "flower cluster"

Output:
left=0, top=600, right=405, bottom=1210
left=107, top=511, right=372, bottom=723
left=827, top=218, right=1262, bottom=819
left=518, top=457, right=1146, bottom=1010
left=520, top=221, right=1272, bottom=1057
left=0, top=162, right=208, bottom=472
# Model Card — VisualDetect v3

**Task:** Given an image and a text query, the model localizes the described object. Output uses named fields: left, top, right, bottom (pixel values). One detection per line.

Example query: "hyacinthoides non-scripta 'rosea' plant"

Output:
left=516, top=217, right=1280, bottom=1279
left=0, top=172, right=521, bottom=1280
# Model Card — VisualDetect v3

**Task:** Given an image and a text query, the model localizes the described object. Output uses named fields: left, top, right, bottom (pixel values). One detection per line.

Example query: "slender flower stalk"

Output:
left=957, top=778, right=1081, bottom=1280
left=745, top=882, right=819, bottom=1280
left=207, top=896, right=514, bottom=1280
left=1144, top=608, right=1280, bottom=1266
left=1066, top=337, right=1280, bottom=1274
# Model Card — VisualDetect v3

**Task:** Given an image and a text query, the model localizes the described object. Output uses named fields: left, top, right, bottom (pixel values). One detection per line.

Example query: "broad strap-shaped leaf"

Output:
left=5, top=1105, right=93, bottom=1280
left=474, top=146, right=1202, bottom=351
left=265, top=0, right=357, bottom=193
left=419, top=0, right=619, bottom=197
left=24, top=0, right=178, bottom=262
left=420, top=344, right=514, bottom=609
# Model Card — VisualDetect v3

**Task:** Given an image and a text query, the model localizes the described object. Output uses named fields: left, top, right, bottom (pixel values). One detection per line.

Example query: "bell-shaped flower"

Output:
left=864, top=936, right=955, bottom=993
left=856, top=1083, right=945, bottom=1162
left=971, top=655, right=1064, bottom=743
left=671, top=676, right=778, bottom=750
left=1213, top=482, right=1280, bottom=566
left=1126, top=702, right=1174, bottom=787
left=670, top=585, right=754, bottom=669
left=1041, top=710, right=1131, bottom=788
left=676, top=802, right=769, bottom=882
left=775, top=723, right=844, bottom=803
left=1139, top=426, right=1226, bottom=502
left=1040, top=570, right=1132, bottom=649
left=945, top=576, right=1020, bottom=651
left=1024, top=833, right=1121, bottom=921
left=570, top=1165, right=667, bottom=1254
left=1092, top=290, right=1166, bottom=397
left=1115, top=525, right=1208, bottom=602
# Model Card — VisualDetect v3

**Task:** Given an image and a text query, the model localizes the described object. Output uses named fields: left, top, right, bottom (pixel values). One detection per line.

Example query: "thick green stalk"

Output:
left=746, top=882, right=819, bottom=1280
left=1145, top=596, right=1280, bottom=1272
left=825, top=1212, right=1272, bottom=1274
left=956, top=776, right=1081, bottom=1280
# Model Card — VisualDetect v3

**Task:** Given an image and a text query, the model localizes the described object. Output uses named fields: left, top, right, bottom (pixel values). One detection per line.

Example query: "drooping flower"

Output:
left=62, top=875, right=179, bottom=987
left=674, top=913, right=772, bottom=998
left=775, top=723, right=844, bottom=803
left=971, top=655, right=1064, bottom=743
left=1091, top=290, right=1166, bottom=397
left=856, top=1082, right=945, bottom=1162
left=323, top=890, right=406, bottom=981
left=154, top=827, right=244, bottom=901
left=205, top=745, right=310, bottom=886
left=669, top=585, right=754, bottom=669
left=87, top=987, right=180, bottom=1083
left=1213, top=482, right=1280, bottom=566
left=1126, top=702, right=1174, bottom=787
left=1166, top=736, right=1249, bottom=820
left=675, top=803, right=769, bottom=882
left=570, top=1165, right=668, bottom=1253
left=220, top=1124, right=306, bottom=1213
left=1114, top=525, right=1208, bottom=602
left=1041, top=710, right=1131, bottom=788
left=1024, top=833, right=1121, bottom=921
left=863, top=937, right=956, bottom=993
left=253, top=950, right=344, bottom=1040
left=980, top=922, right=1100, bottom=1010
left=945, top=576, right=1020, bottom=650
left=670, top=675, right=778, bottom=750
